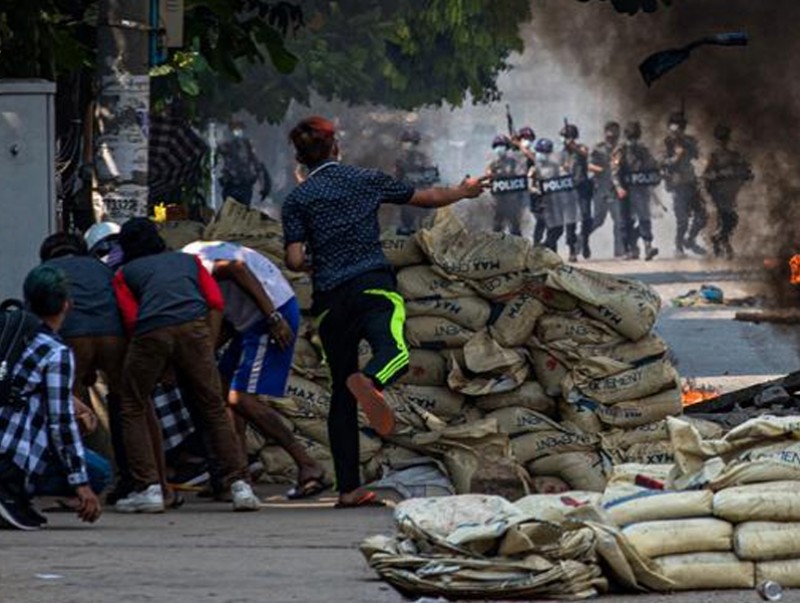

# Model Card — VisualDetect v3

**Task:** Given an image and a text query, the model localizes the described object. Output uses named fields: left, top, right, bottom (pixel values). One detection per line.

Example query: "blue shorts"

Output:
left=219, top=298, right=300, bottom=397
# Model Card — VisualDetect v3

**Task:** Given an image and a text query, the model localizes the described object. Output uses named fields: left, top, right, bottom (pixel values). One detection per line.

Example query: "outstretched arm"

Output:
left=408, top=175, right=490, bottom=208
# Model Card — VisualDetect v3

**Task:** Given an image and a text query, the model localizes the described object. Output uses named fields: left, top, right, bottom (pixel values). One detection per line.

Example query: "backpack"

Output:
left=0, top=299, right=42, bottom=407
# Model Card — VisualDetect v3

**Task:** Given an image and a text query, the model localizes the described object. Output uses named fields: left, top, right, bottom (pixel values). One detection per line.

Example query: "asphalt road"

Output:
left=2, top=257, right=799, bottom=603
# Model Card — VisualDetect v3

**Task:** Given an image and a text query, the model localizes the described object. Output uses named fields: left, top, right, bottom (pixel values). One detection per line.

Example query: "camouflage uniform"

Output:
left=662, top=132, right=707, bottom=254
left=396, top=148, right=438, bottom=234
left=703, top=143, right=752, bottom=258
left=590, top=140, right=627, bottom=256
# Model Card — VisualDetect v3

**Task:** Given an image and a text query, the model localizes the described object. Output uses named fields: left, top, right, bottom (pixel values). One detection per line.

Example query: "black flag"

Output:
left=639, top=32, right=748, bottom=87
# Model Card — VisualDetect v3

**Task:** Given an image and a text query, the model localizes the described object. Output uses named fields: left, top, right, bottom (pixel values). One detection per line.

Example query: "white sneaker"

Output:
left=231, top=480, right=260, bottom=511
left=115, top=485, right=165, bottom=514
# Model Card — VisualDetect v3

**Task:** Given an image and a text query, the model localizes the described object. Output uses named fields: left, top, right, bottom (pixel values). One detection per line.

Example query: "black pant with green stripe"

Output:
left=315, top=269, right=409, bottom=493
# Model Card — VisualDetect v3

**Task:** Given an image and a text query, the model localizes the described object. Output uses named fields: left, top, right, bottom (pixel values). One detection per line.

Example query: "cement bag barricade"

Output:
left=591, top=388, right=683, bottom=429
left=448, top=356, right=530, bottom=397
left=405, top=316, right=474, bottom=349
left=380, top=229, right=426, bottom=267
left=622, top=518, right=733, bottom=559
left=515, top=491, right=603, bottom=523
left=525, top=282, right=580, bottom=311
left=511, top=428, right=598, bottom=465
left=652, top=553, right=755, bottom=590
left=621, top=441, right=675, bottom=465
left=467, top=270, right=534, bottom=301
left=606, top=463, right=674, bottom=488
left=293, top=417, right=382, bottom=463
left=405, top=297, right=491, bottom=331
left=734, top=521, right=800, bottom=561
left=489, top=294, right=545, bottom=347
left=463, top=330, right=527, bottom=374
left=157, top=220, right=205, bottom=250
left=417, top=209, right=555, bottom=279
left=485, top=407, right=562, bottom=437
left=279, top=376, right=331, bottom=419
left=396, top=349, right=448, bottom=386
left=397, top=265, right=474, bottom=300
left=563, top=358, right=678, bottom=405
left=559, top=399, right=602, bottom=435
left=601, top=417, right=724, bottom=452
left=530, top=342, right=568, bottom=398
left=385, top=384, right=464, bottom=424
left=712, top=482, right=800, bottom=522
left=291, top=274, right=313, bottom=311
left=756, top=560, right=800, bottom=588
left=545, top=265, right=661, bottom=341
left=547, top=334, right=669, bottom=369
left=602, top=487, right=713, bottom=526
left=292, top=337, right=320, bottom=371
left=259, top=435, right=334, bottom=484
left=527, top=451, right=608, bottom=492
left=383, top=389, right=447, bottom=434
left=473, top=381, right=556, bottom=416
left=535, top=313, right=626, bottom=346
left=205, top=198, right=283, bottom=240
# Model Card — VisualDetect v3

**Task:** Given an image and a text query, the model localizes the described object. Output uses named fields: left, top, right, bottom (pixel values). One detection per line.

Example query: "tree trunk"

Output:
left=93, top=0, right=150, bottom=223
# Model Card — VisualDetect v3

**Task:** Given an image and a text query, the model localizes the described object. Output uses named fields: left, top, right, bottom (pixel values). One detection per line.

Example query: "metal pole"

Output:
left=93, top=0, right=151, bottom=223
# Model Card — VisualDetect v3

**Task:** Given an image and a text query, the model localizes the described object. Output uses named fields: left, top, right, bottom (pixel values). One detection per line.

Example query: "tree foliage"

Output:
left=197, top=0, right=532, bottom=123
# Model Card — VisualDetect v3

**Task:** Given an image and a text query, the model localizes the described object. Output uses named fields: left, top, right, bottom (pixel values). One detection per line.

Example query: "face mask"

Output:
left=232, top=129, right=244, bottom=138
left=535, top=152, right=549, bottom=162
left=401, top=141, right=413, bottom=151
left=560, top=136, right=568, bottom=145
left=605, top=133, right=618, bottom=144
left=521, top=139, right=534, bottom=150
left=494, top=147, right=507, bottom=158
left=668, top=123, right=680, bottom=133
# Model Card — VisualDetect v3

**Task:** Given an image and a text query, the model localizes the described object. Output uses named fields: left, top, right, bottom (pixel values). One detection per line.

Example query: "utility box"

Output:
left=0, top=80, right=57, bottom=302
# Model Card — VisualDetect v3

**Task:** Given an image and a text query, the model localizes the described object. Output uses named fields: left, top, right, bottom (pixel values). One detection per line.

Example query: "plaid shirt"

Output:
left=0, top=327, right=89, bottom=489
left=152, top=382, right=194, bottom=451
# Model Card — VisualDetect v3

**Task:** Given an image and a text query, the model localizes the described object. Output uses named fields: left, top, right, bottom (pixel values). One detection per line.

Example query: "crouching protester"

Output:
left=0, top=266, right=107, bottom=530
left=183, top=240, right=326, bottom=499
left=112, top=218, right=258, bottom=513
left=282, top=116, right=488, bottom=507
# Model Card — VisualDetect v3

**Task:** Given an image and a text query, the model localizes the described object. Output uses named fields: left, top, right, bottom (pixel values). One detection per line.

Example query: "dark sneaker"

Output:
left=0, top=486, right=42, bottom=530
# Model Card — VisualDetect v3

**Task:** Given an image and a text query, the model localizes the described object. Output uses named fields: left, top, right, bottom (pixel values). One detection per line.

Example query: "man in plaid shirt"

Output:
left=0, top=266, right=105, bottom=530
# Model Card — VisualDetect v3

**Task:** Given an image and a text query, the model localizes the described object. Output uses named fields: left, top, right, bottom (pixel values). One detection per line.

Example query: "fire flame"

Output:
left=790, top=255, right=800, bottom=285
left=681, top=379, right=721, bottom=407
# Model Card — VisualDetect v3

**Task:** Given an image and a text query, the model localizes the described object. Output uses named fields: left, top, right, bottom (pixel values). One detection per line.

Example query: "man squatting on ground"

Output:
left=183, top=241, right=326, bottom=498
left=0, top=266, right=106, bottom=530
left=282, top=116, right=488, bottom=507
left=111, top=219, right=260, bottom=513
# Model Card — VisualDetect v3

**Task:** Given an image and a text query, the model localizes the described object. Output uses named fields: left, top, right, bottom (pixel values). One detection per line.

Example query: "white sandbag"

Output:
left=396, top=349, right=448, bottom=386
left=511, top=429, right=598, bottom=464
left=606, top=463, right=674, bottom=488
left=713, top=482, right=800, bottom=522
left=592, top=388, right=683, bottom=429
left=545, top=265, right=661, bottom=341
left=405, top=297, right=491, bottom=331
left=527, top=452, right=608, bottom=492
left=405, top=316, right=474, bottom=349
left=622, top=518, right=733, bottom=559
left=380, top=230, right=426, bottom=267
left=734, top=521, right=800, bottom=561
left=397, top=265, right=475, bottom=300
left=386, top=384, right=465, bottom=422
left=383, top=388, right=447, bottom=433
left=530, top=344, right=568, bottom=398
left=485, top=407, right=561, bottom=436
left=652, top=553, right=754, bottom=590
left=559, top=399, right=602, bottom=435
left=565, top=358, right=678, bottom=405
left=536, top=314, right=626, bottom=346
left=489, top=293, right=545, bottom=347
left=463, top=330, right=527, bottom=373
left=601, top=417, right=724, bottom=451
left=756, top=559, right=800, bottom=588
left=622, top=441, right=675, bottom=465
left=473, top=382, right=556, bottom=416
left=515, top=491, right=603, bottom=523
left=602, top=487, right=713, bottom=526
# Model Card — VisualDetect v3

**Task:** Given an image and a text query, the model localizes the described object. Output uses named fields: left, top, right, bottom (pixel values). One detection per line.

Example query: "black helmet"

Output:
left=713, top=123, right=731, bottom=142
left=624, top=121, right=642, bottom=140
left=668, top=111, right=687, bottom=129
left=604, top=121, right=621, bottom=135
left=492, top=134, right=511, bottom=148
left=560, top=123, right=579, bottom=140
left=518, top=126, right=536, bottom=140
left=400, top=129, right=421, bottom=144
left=534, top=138, right=554, bottom=154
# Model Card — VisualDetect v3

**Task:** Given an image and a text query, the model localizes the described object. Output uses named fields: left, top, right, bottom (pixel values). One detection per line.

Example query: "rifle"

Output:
left=505, top=104, right=515, bottom=138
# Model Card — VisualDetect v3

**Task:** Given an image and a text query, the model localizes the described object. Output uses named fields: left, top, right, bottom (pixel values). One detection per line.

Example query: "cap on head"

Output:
left=714, top=123, right=731, bottom=142
left=400, top=129, right=421, bottom=144
left=492, top=134, right=512, bottom=148
left=534, top=138, right=554, bottom=154
left=518, top=126, right=536, bottom=140
left=289, top=116, right=337, bottom=167
left=624, top=121, right=642, bottom=140
left=560, top=123, right=579, bottom=140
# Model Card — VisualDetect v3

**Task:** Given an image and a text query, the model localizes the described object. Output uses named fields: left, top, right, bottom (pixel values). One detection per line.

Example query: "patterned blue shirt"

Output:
left=282, top=162, right=415, bottom=292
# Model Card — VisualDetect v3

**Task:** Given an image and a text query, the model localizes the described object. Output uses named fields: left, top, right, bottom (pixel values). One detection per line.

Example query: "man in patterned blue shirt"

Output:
left=0, top=265, right=106, bottom=530
left=283, top=116, right=487, bottom=507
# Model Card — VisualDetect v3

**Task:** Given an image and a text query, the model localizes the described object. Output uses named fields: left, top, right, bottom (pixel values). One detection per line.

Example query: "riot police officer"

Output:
left=486, top=135, right=528, bottom=236
left=617, top=121, right=660, bottom=261
left=531, top=138, right=579, bottom=260
left=589, top=121, right=626, bottom=258
left=662, top=112, right=708, bottom=257
left=703, top=124, right=753, bottom=259
left=395, top=128, right=440, bottom=234
left=560, top=123, right=592, bottom=259
left=513, top=126, right=547, bottom=244
left=217, top=121, right=270, bottom=207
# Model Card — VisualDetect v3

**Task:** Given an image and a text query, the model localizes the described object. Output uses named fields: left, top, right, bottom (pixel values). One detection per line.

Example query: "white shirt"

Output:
left=183, top=241, right=295, bottom=332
